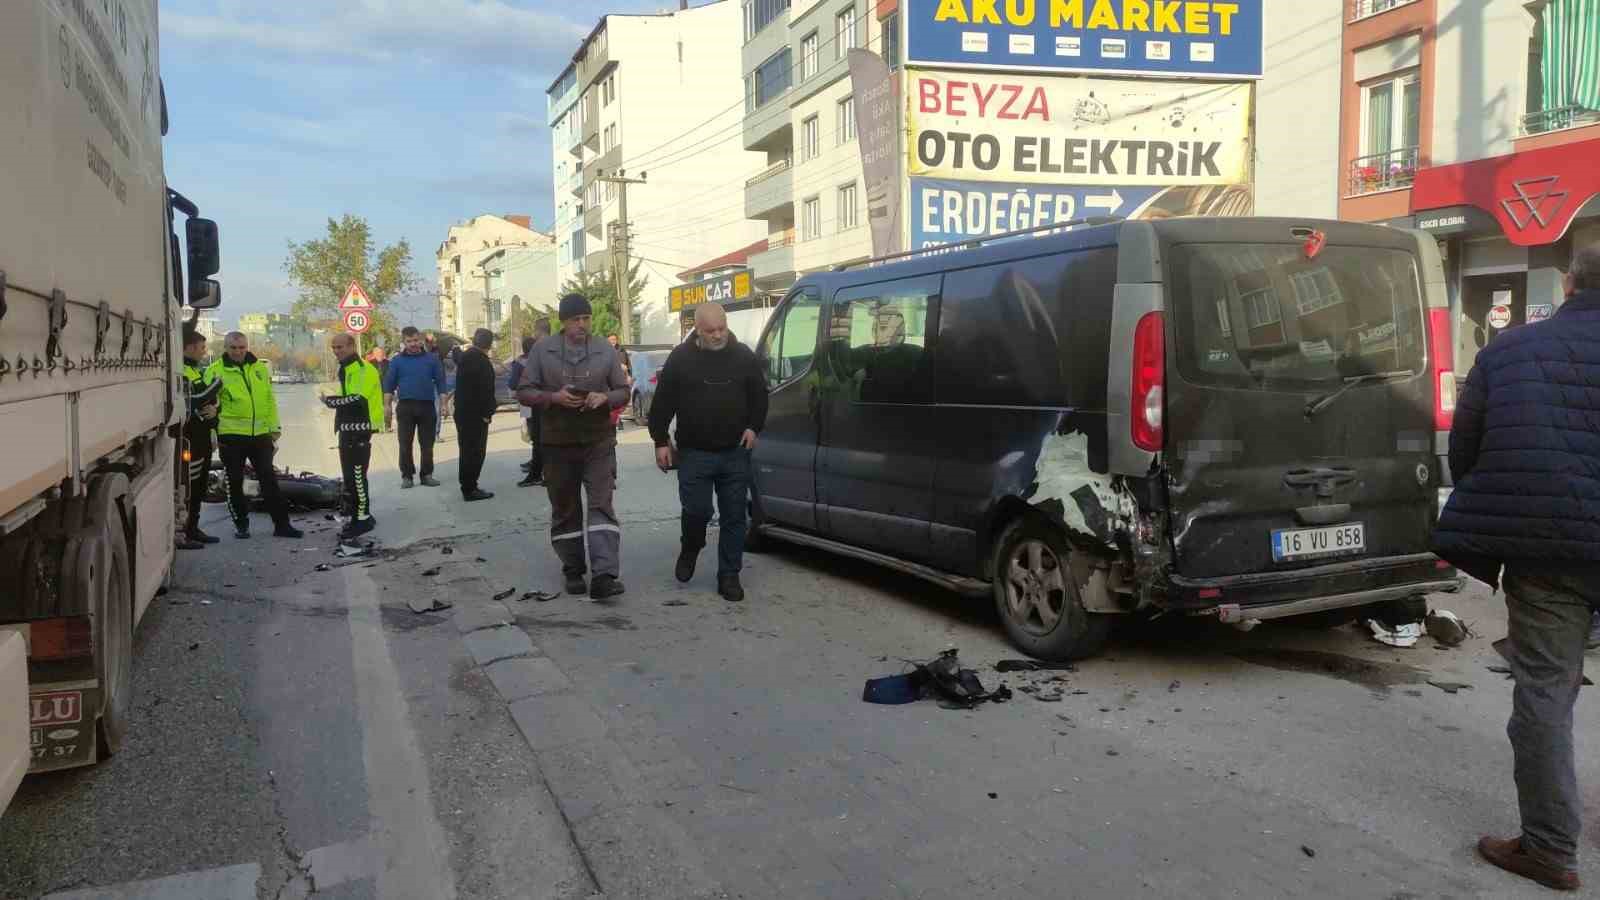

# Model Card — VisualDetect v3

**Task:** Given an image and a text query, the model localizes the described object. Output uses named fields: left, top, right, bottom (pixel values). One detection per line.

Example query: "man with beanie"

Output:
left=518, top=293, right=631, bottom=600
left=322, top=333, right=385, bottom=539
left=1433, top=242, right=1600, bottom=892
left=648, top=303, right=768, bottom=602
left=179, top=325, right=222, bottom=549
left=454, top=328, right=499, bottom=502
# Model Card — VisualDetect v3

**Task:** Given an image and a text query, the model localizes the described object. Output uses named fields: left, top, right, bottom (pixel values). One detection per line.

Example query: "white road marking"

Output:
left=43, top=863, right=260, bottom=900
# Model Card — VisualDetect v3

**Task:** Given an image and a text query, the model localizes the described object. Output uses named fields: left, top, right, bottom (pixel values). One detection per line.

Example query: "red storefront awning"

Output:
left=1410, top=136, right=1600, bottom=247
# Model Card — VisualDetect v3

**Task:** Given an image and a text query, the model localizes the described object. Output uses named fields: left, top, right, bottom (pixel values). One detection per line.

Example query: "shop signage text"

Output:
left=910, top=177, right=1161, bottom=247
left=670, top=271, right=753, bottom=313
left=910, top=0, right=1264, bottom=78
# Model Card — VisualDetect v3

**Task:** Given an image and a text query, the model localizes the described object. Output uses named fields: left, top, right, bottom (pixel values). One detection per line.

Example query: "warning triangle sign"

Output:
left=339, top=281, right=374, bottom=311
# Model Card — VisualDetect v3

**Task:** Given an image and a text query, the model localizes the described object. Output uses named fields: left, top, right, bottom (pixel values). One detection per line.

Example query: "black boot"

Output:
left=565, top=573, right=588, bottom=596
left=675, top=548, right=699, bottom=583
left=718, top=574, right=745, bottom=603
left=678, top=514, right=708, bottom=584
left=590, top=575, right=626, bottom=601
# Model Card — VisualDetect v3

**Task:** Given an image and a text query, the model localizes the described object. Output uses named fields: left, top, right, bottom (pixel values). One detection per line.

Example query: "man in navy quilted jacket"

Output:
left=1434, top=242, right=1600, bottom=892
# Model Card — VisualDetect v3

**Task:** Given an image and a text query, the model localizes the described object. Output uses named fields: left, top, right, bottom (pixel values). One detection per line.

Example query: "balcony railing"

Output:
left=1348, top=147, right=1420, bottom=196
left=745, top=157, right=793, bottom=188
left=1349, top=0, right=1419, bottom=22
left=765, top=230, right=796, bottom=249
left=1521, top=104, right=1600, bottom=136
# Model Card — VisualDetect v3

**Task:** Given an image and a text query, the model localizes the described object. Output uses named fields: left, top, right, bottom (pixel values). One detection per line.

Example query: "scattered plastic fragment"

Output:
left=491, top=587, right=516, bottom=602
left=420, top=567, right=440, bottom=577
left=520, top=590, right=559, bottom=602
left=1425, top=609, right=1470, bottom=646
left=1427, top=680, right=1473, bottom=694
left=994, top=659, right=1075, bottom=673
left=1367, top=619, right=1423, bottom=648
left=1301, top=845, right=1317, bottom=859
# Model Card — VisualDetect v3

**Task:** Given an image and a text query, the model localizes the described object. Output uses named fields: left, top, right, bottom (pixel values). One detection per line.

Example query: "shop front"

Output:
left=667, top=268, right=775, bottom=341
left=1407, top=136, right=1600, bottom=375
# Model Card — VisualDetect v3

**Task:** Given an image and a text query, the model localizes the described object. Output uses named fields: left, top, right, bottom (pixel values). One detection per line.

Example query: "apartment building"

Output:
left=547, top=2, right=766, bottom=345
left=1339, top=0, right=1600, bottom=374
left=237, top=312, right=314, bottom=352
left=434, top=214, right=556, bottom=337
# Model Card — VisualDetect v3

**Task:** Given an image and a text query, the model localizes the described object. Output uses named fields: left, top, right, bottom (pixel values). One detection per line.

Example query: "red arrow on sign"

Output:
left=339, top=281, right=374, bottom=310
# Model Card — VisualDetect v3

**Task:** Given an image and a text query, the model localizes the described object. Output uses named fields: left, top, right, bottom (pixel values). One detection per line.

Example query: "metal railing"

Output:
left=744, top=157, right=793, bottom=188
left=762, top=230, right=797, bottom=250
left=1348, top=147, right=1420, bottom=195
left=1349, top=0, right=1419, bottom=22
left=1521, top=104, right=1600, bottom=136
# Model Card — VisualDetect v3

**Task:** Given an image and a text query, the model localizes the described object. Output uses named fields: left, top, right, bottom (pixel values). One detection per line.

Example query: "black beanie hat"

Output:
left=558, top=293, right=593, bottom=321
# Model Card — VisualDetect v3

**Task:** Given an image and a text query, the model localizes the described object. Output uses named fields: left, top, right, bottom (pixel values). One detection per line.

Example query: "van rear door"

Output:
left=1157, top=223, right=1440, bottom=580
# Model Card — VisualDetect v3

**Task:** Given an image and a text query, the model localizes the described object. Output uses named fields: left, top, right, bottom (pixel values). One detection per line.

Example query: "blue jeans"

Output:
left=677, top=447, right=750, bottom=577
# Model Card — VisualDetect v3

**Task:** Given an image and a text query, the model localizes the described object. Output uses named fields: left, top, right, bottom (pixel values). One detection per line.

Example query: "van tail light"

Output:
left=1131, top=311, right=1165, bottom=452
left=649, top=373, right=658, bottom=385
left=27, top=617, right=94, bottom=662
left=1427, top=307, right=1455, bottom=431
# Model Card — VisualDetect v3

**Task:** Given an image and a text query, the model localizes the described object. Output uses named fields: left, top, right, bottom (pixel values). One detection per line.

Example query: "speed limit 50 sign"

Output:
left=343, top=309, right=371, bottom=334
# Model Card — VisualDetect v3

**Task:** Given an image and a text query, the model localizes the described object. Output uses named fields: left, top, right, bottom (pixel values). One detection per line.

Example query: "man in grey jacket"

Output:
left=518, top=293, right=631, bottom=600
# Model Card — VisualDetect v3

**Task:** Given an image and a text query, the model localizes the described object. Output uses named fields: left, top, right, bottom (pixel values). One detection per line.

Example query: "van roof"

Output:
left=791, top=216, right=1427, bottom=295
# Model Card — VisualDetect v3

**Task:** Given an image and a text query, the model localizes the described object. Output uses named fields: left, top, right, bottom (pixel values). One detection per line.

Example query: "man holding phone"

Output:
left=518, top=293, right=632, bottom=600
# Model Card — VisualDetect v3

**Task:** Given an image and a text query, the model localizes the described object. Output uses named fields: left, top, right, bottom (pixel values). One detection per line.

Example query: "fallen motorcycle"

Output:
left=205, top=461, right=342, bottom=511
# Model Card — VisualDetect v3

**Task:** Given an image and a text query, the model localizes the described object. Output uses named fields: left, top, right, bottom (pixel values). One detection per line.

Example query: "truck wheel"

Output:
left=82, top=477, right=134, bottom=758
left=991, top=516, right=1111, bottom=661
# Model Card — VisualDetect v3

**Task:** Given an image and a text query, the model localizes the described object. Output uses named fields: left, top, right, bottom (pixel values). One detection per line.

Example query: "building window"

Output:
left=801, top=114, right=820, bottom=161
left=837, top=95, right=856, bottom=143
left=605, top=181, right=616, bottom=203
left=744, top=0, right=791, bottom=42
left=1350, top=70, right=1421, bottom=195
left=881, top=12, right=901, bottom=68
left=1523, top=4, right=1600, bottom=136
left=748, top=47, right=792, bottom=112
left=836, top=6, right=858, bottom=58
left=602, top=124, right=617, bottom=152
left=588, top=182, right=599, bottom=206
left=802, top=195, right=822, bottom=240
left=801, top=31, right=819, bottom=80
left=601, top=75, right=613, bottom=106
left=838, top=182, right=858, bottom=229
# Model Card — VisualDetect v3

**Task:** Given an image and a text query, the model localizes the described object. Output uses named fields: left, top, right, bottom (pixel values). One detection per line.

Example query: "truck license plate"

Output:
left=1272, top=523, right=1365, bottom=562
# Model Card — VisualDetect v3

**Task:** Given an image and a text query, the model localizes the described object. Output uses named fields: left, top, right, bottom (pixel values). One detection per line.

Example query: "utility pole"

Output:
left=597, top=169, right=647, bottom=344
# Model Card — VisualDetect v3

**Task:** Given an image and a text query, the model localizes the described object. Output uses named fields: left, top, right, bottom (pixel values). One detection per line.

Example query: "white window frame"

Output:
left=838, top=181, right=858, bottom=230
left=801, top=31, right=819, bottom=80
left=836, top=94, right=856, bottom=144
left=801, top=114, right=820, bottom=161
left=1358, top=68, right=1421, bottom=158
left=836, top=6, right=857, bottom=58
left=802, top=195, right=822, bottom=240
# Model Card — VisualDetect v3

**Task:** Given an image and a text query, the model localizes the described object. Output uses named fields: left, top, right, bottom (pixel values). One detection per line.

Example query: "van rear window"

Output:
left=1168, top=243, right=1425, bottom=389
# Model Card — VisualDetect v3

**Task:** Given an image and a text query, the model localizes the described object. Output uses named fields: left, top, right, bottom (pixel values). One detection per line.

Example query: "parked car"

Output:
left=748, top=217, right=1462, bottom=660
left=628, top=349, right=672, bottom=424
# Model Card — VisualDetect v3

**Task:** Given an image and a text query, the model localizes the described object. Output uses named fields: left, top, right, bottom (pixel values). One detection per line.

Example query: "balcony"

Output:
left=1522, top=104, right=1600, bottom=136
left=1348, top=147, right=1419, bottom=196
left=744, top=158, right=793, bottom=220
left=744, top=93, right=793, bottom=152
left=1349, top=0, right=1419, bottom=22
left=749, top=231, right=797, bottom=287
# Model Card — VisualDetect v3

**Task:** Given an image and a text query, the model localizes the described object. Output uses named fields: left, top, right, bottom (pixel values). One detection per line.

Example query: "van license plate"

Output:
left=1272, top=523, right=1365, bottom=562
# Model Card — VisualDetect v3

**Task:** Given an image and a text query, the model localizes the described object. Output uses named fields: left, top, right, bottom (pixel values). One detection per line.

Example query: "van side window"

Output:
left=760, top=288, right=823, bottom=387
left=936, top=248, right=1118, bottom=409
left=827, top=276, right=939, bottom=405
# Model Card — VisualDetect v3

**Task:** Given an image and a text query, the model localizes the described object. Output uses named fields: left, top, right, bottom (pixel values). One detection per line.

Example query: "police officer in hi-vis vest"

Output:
left=322, top=332, right=385, bottom=540
left=178, top=325, right=221, bottom=549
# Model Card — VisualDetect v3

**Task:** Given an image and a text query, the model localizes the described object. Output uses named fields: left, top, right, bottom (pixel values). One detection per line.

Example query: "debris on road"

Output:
left=1425, top=609, right=1470, bottom=646
left=1301, top=845, right=1317, bottom=859
left=334, top=542, right=374, bottom=559
left=520, top=590, right=560, bottom=602
left=491, top=587, right=516, bottom=602
left=1366, top=618, right=1423, bottom=648
left=440, top=546, right=454, bottom=555
left=408, top=595, right=453, bottom=614
left=1487, top=665, right=1512, bottom=677
left=313, top=564, right=331, bottom=572
left=663, top=598, right=688, bottom=607
left=421, top=567, right=440, bottom=577
left=863, top=649, right=1013, bottom=709
left=994, top=659, right=1075, bottom=673
left=1168, top=680, right=1181, bottom=692
left=200, top=599, right=214, bottom=606
left=1426, top=680, right=1473, bottom=694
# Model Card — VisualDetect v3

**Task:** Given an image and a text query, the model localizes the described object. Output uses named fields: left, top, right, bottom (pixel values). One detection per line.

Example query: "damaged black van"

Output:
left=748, top=217, right=1462, bottom=660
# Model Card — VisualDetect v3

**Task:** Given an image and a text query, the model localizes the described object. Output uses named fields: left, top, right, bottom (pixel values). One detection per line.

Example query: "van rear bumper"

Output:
left=1165, top=553, right=1463, bottom=619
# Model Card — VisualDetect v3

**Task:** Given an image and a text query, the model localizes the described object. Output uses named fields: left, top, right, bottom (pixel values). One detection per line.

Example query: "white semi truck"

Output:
left=0, top=0, right=221, bottom=811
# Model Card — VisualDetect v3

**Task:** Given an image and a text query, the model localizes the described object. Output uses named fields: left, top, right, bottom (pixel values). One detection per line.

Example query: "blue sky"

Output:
left=160, top=0, right=681, bottom=328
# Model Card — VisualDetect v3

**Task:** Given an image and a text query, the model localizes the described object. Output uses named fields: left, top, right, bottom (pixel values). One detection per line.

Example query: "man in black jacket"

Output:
left=1433, top=243, right=1600, bottom=892
left=648, top=303, right=768, bottom=602
left=454, top=328, right=498, bottom=502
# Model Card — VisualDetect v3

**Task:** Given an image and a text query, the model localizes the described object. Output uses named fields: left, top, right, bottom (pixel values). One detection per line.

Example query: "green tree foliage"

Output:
left=283, top=215, right=420, bottom=346
left=555, top=263, right=649, bottom=342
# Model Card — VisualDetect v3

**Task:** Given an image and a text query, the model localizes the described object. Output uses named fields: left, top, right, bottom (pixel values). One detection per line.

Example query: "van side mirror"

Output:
left=190, top=278, right=222, bottom=310
left=186, top=218, right=220, bottom=287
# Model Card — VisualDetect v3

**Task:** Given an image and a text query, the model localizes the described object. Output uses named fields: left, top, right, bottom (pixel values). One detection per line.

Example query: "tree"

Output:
left=496, top=302, right=558, bottom=353
left=283, top=215, right=420, bottom=346
left=555, top=263, right=649, bottom=343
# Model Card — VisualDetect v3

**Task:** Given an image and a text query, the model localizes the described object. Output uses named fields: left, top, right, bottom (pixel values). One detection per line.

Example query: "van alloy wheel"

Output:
left=1005, top=540, right=1067, bottom=636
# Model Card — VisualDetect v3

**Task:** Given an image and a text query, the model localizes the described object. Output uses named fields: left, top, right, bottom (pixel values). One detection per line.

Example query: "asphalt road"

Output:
left=1, top=383, right=1596, bottom=898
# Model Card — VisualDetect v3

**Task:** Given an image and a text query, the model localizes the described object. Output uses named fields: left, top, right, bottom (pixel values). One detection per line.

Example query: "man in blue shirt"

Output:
left=382, top=326, right=446, bottom=489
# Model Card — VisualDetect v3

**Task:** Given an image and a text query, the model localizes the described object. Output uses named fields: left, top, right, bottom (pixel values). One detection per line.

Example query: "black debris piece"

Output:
left=987, top=792, right=998, bottom=799
left=521, top=590, right=560, bottom=602
left=1301, top=846, right=1316, bottom=859
left=441, top=546, right=454, bottom=555
left=324, top=514, right=336, bottom=521
left=1034, top=691, right=1063, bottom=702
left=1487, top=665, right=1512, bottom=677
left=491, top=587, right=516, bottom=602
left=995, top=659, right=1075, bottom=673
left=1586, top=676, right=1596, bottom=687
left=1106, top=749, right=1120, bottom=757
left=1168, top=680, right=1181, bottom=692
left=188, top=642, right=200, bottom=651
left=475, top=557, right=487, bottom=563
left=662, top=598, right=688, bottom=607
left=1427, top=680, right=1473, bottom=694
left=408, top=596, right=452, bottom=614
left=421, top=567, right=440, bottom=577
left=863, top=649, right=1012, bottom=708
left=313, top=564, right=331, bottom=572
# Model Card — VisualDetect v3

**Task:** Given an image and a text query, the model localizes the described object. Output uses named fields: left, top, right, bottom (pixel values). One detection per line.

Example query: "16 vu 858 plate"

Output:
left=1271, top=523, right=1366, bottom=562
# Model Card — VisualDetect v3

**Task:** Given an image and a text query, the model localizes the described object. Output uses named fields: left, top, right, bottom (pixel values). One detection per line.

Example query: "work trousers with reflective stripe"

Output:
left=185, top=422, right=213, bottom=534
left=543, top=439, right=620, bottom=579
left=340, top=438, right=372, bottom=521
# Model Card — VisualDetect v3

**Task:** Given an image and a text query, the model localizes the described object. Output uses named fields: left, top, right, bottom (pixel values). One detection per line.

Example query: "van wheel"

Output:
left=992, top=517, right=1111, bottom=661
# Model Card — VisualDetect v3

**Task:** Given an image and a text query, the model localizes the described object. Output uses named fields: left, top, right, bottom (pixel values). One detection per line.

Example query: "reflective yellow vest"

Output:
left=204, top=355, right=280, bottom=437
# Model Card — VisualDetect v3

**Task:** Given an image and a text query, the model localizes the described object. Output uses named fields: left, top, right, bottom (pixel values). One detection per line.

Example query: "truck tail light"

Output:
left=1427, top=307, right=1455, bottom=431
left=28, top=617, right=94, bottom=662
left=1132, top=312, right=1165, bottom=452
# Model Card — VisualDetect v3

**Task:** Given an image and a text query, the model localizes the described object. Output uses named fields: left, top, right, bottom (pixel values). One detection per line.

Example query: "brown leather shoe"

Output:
left=1477, top=836, right=1580, bottom=891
